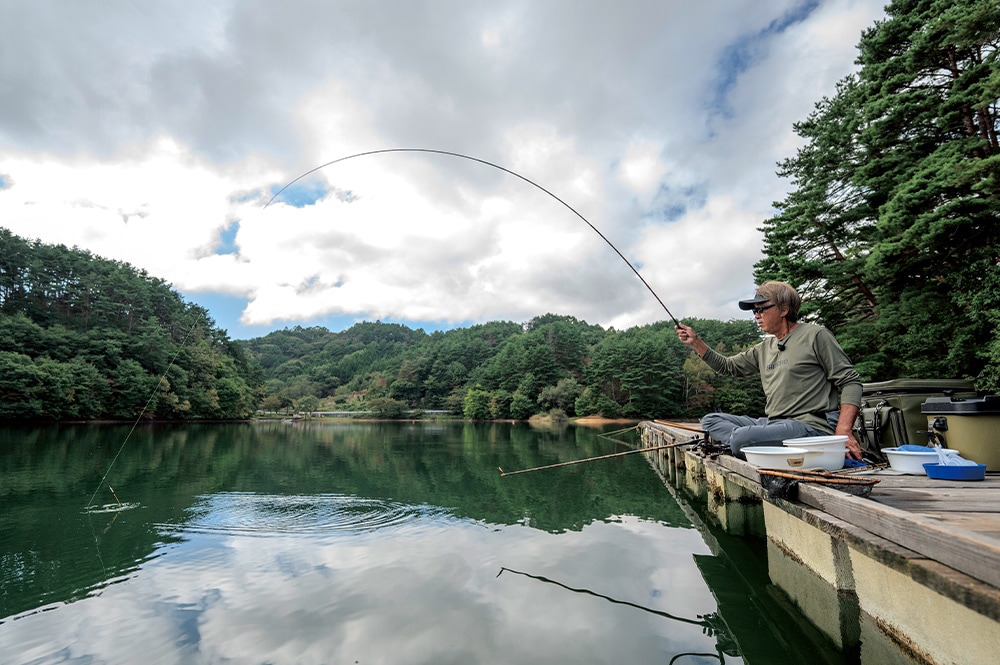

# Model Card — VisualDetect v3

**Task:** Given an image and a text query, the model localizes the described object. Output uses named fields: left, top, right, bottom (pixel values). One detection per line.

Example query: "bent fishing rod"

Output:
left=265, top=148, right=681, bottom=327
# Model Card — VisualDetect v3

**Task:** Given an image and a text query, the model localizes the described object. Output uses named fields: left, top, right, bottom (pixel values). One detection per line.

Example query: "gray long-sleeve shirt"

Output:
left=700, top=322, right=862, bottom=432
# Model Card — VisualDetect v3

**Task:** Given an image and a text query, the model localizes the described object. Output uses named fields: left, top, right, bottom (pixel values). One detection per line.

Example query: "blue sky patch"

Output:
left=216, top=221, right=239, bottom=255
left=709, top=0, right=821, bottom=118
left=644, top=183, right=707, bottom=223
left=179, top=291, right=252, bottom=337
left=269, top=179, right=330, bottom=208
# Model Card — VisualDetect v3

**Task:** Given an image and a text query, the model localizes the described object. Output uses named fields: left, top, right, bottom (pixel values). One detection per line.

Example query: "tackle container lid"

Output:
left=863, top=378, right=977, bottom=396
left=921, top=395, right=1000, bottom=414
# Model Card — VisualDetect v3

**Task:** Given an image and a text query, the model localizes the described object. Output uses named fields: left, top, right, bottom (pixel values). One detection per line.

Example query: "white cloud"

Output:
left=616, top=138, right=668, bottom=203
left=0, top=0, right=889, bottom=336
left=636, top=195, right=766, bottom=325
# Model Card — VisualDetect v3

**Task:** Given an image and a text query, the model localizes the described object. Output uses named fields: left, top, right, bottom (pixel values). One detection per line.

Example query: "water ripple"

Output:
left=82, top=502, right=142, bottom=514
left=164, top=492, right=448, bottom=537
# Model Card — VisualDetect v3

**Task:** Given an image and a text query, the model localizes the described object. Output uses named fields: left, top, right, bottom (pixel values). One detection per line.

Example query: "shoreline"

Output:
left=3, top=415, right=655, bottom=426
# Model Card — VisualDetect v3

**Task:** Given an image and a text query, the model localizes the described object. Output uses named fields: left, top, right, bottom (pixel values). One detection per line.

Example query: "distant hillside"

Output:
left=240, top=314, right=766, bottom=421
left=0, top=229, right=263, bottom=420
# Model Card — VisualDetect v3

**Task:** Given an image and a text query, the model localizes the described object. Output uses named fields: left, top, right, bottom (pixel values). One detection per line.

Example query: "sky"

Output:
left=0, top=0, right=889, bottom=340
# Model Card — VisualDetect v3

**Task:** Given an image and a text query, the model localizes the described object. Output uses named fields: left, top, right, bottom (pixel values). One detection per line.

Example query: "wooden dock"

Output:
left=639, top=421, right=1000, bottom=665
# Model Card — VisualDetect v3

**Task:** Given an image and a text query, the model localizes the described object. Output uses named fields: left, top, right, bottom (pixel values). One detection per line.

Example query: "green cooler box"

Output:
left=855, top=379, right=978, bottom=455
left=921, top=395, right=1000, bottom=471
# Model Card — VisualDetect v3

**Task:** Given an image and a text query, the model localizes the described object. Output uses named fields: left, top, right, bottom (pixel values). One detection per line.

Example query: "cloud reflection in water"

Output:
left=1, top=494, right=720, bottom=664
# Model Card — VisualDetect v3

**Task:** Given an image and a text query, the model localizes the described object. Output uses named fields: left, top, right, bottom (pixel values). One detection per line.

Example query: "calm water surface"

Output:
left=1, top=422, right=845, bottom=664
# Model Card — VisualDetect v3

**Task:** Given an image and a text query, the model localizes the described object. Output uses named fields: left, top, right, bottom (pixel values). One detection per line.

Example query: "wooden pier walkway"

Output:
left=714, top=453, right=1000, bottom=591
left=639, top=421, right=1000, bottom=665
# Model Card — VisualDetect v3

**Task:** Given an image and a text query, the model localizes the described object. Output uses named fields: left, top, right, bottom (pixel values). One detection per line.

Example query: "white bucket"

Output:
left=803, top=447, right=848, bottom=470
left=882, top=447, right=938, bottom=474
left=783, top=435, right=849, bottom=450
left=743, top=446, right=811, bottom=469
left=783, top=436, right=850, bottom=470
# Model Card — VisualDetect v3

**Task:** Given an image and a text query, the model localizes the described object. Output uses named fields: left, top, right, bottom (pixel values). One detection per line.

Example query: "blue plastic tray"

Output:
left=922, top=463, right=987, bottom=481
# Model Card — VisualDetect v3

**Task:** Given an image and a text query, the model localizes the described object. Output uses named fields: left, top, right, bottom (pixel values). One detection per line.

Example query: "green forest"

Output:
left=2, top=0, right=998, bottom=421
left=0, top=229, right=262, bottom=420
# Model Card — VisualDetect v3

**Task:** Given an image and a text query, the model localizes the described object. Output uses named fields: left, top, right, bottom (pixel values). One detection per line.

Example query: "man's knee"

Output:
left=700, top=412, right=727, bottom=430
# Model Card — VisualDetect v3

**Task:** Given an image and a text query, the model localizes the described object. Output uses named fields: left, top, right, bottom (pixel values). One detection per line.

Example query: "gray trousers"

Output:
left=701, top=412, right=830, bottom=458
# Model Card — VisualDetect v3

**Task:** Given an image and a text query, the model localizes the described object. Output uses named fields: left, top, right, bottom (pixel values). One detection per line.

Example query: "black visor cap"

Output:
left=738, top=295, right=770, bottom=311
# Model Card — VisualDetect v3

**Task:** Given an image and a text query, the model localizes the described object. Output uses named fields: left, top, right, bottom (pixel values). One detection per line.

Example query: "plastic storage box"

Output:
left=921, top=395, right=1000, bottom=471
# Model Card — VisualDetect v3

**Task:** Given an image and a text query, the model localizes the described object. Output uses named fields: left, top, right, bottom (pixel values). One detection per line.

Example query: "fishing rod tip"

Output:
left=497, top=467, right=506, bottom=476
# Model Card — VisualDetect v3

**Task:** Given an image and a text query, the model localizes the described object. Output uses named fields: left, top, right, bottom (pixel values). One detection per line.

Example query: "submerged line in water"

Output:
left=496, top=566, right=714, bottom=628
left=265, top=148, right=681, bottom=326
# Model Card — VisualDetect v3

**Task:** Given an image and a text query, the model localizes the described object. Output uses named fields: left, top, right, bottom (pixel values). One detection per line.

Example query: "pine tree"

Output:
left=759, top=0, right=1000, bottom=388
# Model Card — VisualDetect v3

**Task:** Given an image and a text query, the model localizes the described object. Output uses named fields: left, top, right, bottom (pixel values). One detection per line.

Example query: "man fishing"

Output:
left=675, top=280, right=863, bottom=460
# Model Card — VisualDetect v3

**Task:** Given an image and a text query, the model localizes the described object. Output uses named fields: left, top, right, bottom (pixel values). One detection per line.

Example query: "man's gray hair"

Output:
left=756, top=281, right=801, bottom=322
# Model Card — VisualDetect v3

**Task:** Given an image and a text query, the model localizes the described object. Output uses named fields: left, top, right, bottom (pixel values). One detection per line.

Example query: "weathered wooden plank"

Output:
left=798, top=483, right=1000, bottom=589
left=919, top=513, right=1000, bottom=538
left=714, top=453, right=761, bottom=483
left=860, top=474, right=1000, bottom=490
left=874, top=497, right=1000, bottom=513
left=870, top=488, right=1000, bottom=516
left=872, top=485, right=1000, bottom=500
left=872, top=486, right=1000, bottom=499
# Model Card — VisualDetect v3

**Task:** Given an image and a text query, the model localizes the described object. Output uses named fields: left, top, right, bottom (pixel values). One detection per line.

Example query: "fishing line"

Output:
left=85, top=319, right=200, bottom=508
left=497, top=441, right=687, bottom=476
left=265, top=148, right=681, bottom=326
left=597, top=424, right=641, bottom=446
left=496, top=567, right=730, bottom=662
left=495, top=566, right=721, bottom=628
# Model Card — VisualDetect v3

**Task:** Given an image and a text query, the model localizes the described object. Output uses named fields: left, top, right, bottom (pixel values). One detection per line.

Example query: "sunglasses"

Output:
left=751, top=304, right=776, bottom=315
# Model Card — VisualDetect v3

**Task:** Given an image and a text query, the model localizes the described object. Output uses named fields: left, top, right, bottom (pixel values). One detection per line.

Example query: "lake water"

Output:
left=1, top=421, right=849, bottom=664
